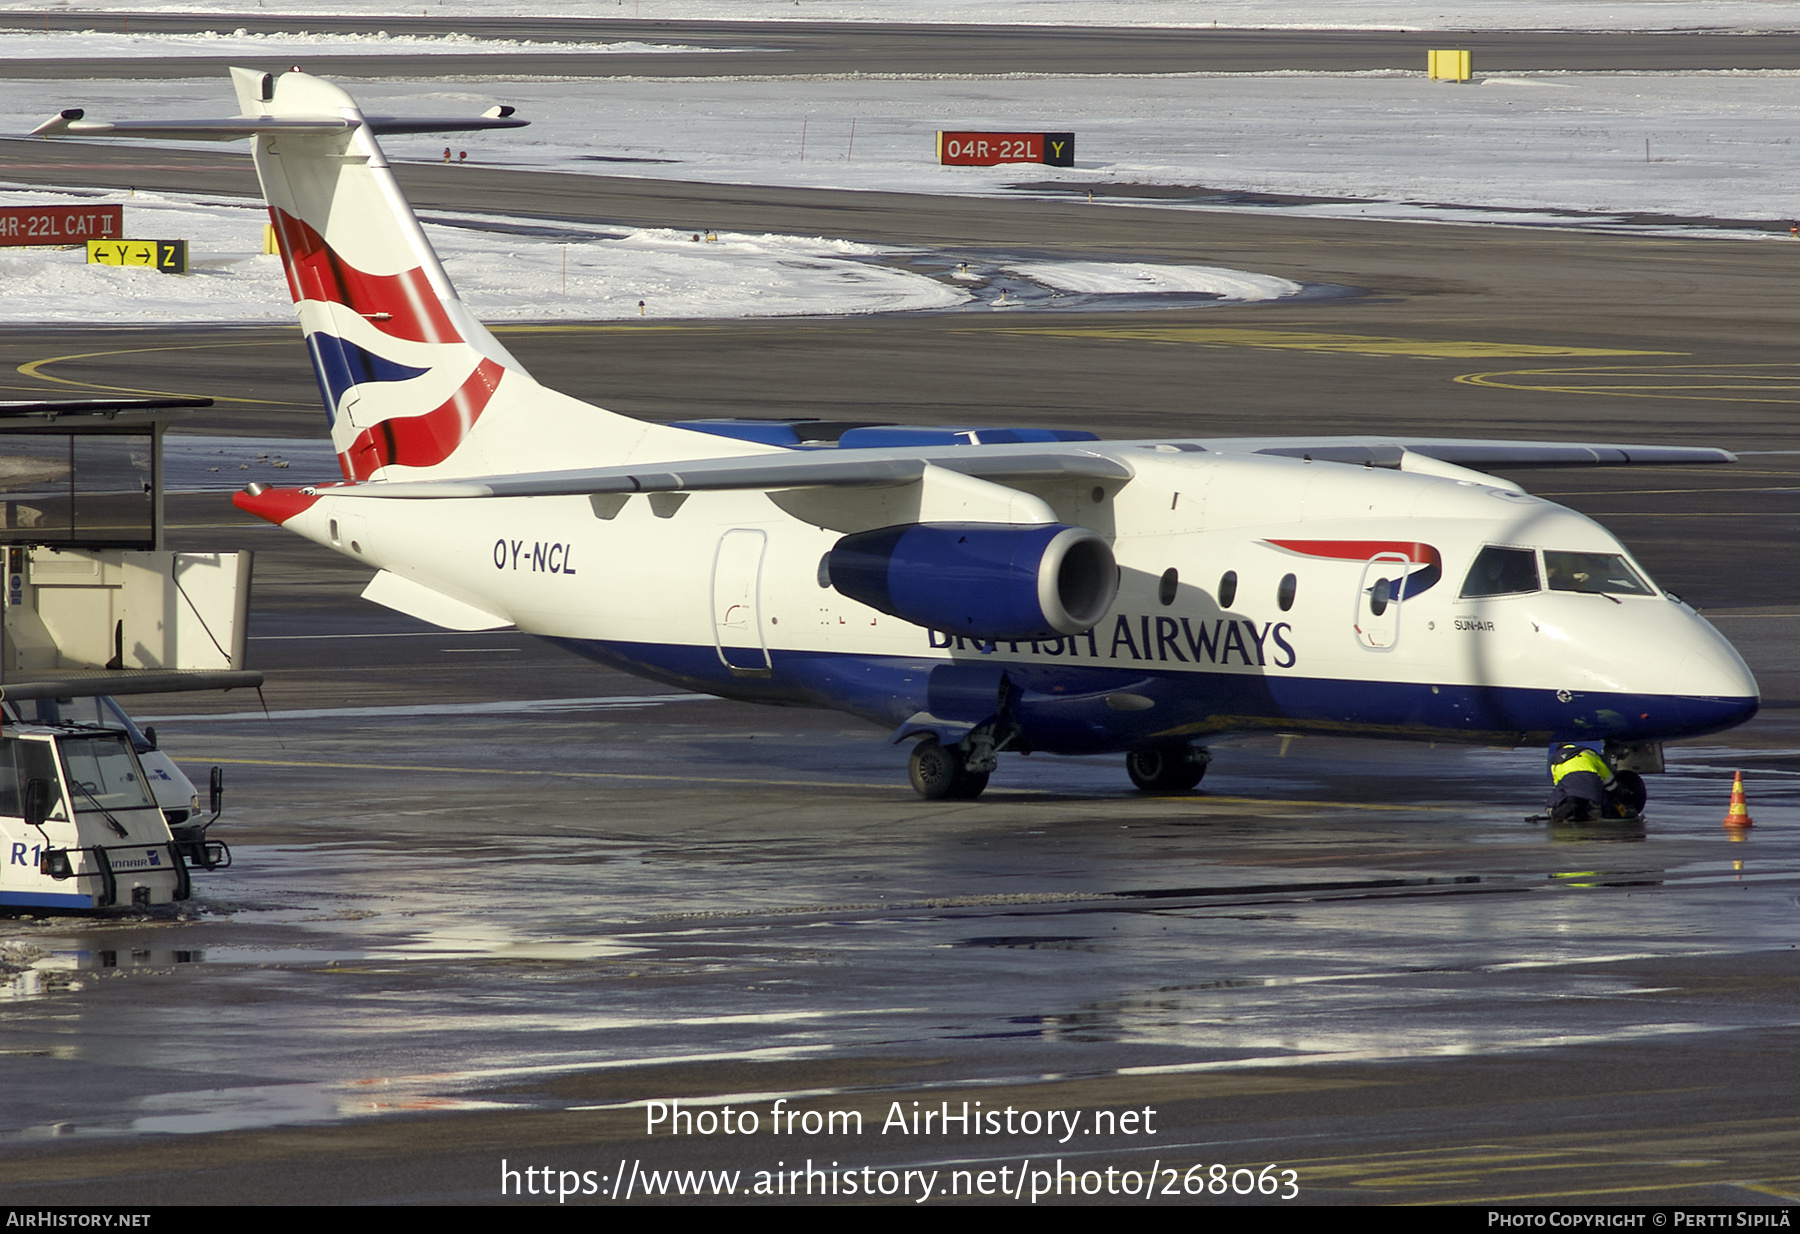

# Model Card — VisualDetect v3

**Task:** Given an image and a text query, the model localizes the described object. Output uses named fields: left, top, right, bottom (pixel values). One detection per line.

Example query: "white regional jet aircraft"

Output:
left=35, top=70, right=1759, bottom=801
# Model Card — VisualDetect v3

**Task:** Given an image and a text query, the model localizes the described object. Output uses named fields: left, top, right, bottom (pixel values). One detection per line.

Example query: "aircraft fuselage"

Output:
left=266, top=443, right=1758, bottom=757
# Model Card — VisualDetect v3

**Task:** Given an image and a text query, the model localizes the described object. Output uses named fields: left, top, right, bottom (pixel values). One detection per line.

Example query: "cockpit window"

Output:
left=1543, top=551, right=1654, bottom=596
left=1460, top=545, right=1540, bottom=598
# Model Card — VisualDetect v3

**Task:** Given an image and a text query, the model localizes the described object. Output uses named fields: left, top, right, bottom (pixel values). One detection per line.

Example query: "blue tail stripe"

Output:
left=305, top=332, right=430, bottom=420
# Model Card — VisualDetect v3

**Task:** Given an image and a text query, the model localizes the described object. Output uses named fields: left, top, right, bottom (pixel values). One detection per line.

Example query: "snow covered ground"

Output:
left=1014, top=261, right=1299, bottom=299
left=0, top=186, right=982, bottom=322
left=11, top=69, right=1800, bottom=237
left=0, top=185, right=1306, bottom=323
left=4, top=4, right=1798, bottom=323
left=0, top=28, right=720, bottom=58
left=3, top=2, right=1798, bottom=33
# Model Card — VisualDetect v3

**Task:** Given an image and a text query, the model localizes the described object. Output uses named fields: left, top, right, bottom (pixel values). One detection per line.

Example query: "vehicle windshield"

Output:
left=1543, top=551, right=1655, bottom=596
left=59, top=735, right=155, bottom=811
left=1460, top=545, right=1540, bottom=598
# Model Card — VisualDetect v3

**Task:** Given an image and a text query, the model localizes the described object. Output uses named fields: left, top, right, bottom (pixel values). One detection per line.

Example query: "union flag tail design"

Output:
left=233, top=68, right=760, bottom=482
left=236, top=69, right=525, bottom=482
left=32, top=68, right=773, bottom=484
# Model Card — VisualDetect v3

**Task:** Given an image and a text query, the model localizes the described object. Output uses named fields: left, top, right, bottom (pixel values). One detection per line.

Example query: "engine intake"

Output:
left=827, top=522, right=1117, bottom=641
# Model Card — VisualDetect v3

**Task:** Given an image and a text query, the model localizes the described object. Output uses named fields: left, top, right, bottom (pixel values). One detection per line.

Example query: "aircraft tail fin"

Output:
left=241, top=69, right=548, bottom=481
left=33, top=69, right=776, bottom=481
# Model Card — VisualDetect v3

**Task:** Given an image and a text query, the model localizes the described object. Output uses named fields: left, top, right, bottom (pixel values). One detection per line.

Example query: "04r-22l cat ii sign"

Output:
left=32, top=70, right=1758, bottom=801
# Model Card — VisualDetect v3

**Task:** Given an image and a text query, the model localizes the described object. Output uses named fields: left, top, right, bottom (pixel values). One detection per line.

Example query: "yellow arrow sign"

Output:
left=86, top=239, right=187, bottom=274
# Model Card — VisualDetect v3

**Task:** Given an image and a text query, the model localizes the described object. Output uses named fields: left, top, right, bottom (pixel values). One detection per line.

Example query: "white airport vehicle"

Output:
left=8, top=696, right=202, bottom=826
left=0, top=715, right=225, bottom=910
left=31, top=70, right=1760, bottom=804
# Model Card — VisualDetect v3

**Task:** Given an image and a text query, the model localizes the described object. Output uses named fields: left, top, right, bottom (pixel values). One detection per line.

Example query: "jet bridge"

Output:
left=0, top=398, right=259, bottom=908
left=0, top=398, right=259, bottom=688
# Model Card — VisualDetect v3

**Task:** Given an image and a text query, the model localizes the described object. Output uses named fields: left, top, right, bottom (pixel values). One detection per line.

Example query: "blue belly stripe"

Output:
left=542, top=637, right=1758, bottom=755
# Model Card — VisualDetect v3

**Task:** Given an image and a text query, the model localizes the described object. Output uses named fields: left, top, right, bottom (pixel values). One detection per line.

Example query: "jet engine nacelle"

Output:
left=827, top=522, right=1118, bottom=641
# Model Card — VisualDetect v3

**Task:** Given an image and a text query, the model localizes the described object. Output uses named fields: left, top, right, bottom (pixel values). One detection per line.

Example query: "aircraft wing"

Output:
left=300, top=433, right=1730, bottom=501
left=1224, top=437, right=1735, bottom=468
left=299, top=449, right=1134, bottom=500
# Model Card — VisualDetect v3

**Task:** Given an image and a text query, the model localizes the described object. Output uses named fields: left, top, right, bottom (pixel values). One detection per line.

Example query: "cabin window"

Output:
left=1217, top=570, right=1238, bottom=609
left=1460, top=546, right=1539, bottom=598
left=1158, top=568, right=1178, bottom=606
left=1278, top=573, right=1297, bottom=611
left=1543, top=551, right=1654, bottom=596
left=1368, top=575, right=1394, bottom=616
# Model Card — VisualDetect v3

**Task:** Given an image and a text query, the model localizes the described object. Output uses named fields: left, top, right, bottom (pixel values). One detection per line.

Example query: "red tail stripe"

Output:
left=269, top=208, right=462, bottom=345
left=340, top=358, right=505, bottom=480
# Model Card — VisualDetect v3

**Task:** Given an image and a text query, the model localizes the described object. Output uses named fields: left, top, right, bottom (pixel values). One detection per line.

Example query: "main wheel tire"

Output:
left=948, top=768, right=990, bottom=799
left=1125, top=746, right=1206, bottom=793
left=909, top=738, right=963, bottom=799
left=1611, top=770, right=1648, bottom=818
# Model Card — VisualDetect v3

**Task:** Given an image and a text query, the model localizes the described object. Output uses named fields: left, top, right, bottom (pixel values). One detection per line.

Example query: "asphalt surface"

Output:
left=1, top=23, right=1799, bottom=1208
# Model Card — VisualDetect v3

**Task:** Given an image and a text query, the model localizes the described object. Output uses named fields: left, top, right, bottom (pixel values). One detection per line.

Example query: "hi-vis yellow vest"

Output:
left=1552, top=749, right=1611, bottom=784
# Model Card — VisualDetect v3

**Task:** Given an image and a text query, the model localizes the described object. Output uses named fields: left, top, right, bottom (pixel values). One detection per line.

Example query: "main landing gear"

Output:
left=908, top=737, right=992, bottom=799
left=908, top=736, right=1214, bottom=799
left=1125, top=744, right=1210, bottom=793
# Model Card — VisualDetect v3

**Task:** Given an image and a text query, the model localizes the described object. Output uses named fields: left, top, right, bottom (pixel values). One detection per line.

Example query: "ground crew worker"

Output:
left=1548, top=744, right=1619, bottom=821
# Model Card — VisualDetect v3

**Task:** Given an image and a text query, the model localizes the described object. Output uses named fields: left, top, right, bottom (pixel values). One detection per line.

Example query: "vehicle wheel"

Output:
left=1126, top=746, right=1206, bottom=793
left=909, top=738, right=963, bottom=799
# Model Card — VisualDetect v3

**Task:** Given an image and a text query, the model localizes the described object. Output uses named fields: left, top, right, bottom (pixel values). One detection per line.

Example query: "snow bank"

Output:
left=0, top=28, right=718, bottom=59
left=1010, top=261, right=1300, bottom=300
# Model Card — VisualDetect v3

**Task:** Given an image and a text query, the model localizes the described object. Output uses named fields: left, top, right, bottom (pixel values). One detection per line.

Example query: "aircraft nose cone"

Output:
left=1680, top=643, right=1759, bottom=702
left=1569, top=602, right=1760, bottom=740
left=1647, top=628, right=1759, bottom=738
left=1672, top=680, right=1760, bottom=733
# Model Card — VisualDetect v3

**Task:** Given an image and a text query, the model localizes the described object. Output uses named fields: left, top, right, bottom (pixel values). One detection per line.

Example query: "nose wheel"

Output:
left=909, top=737, right=990, bottom=800
left=1125, top=744, right=1209, bottom=793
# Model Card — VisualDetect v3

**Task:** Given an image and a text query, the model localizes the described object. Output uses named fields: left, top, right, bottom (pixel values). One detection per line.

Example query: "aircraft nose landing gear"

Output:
left=1125, top=744, right=1210, bottom=793
left=908, top=737, right=991, bottom=800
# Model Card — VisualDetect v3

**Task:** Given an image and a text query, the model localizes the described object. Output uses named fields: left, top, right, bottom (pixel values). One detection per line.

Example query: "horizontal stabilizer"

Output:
left=30, top=109, right=526, bottom=141
left=301, top=449, right=1133, bottom=500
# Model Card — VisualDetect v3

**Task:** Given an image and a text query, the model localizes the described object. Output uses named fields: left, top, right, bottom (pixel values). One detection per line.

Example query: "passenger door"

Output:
left=1355, top=551, right=1409, bottom=650
left=711, top=529, right=770, bottom=672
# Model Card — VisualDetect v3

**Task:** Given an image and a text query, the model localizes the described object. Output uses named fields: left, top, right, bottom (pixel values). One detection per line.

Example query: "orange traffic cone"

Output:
left=1722, top=770, right=1755, bottom=829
